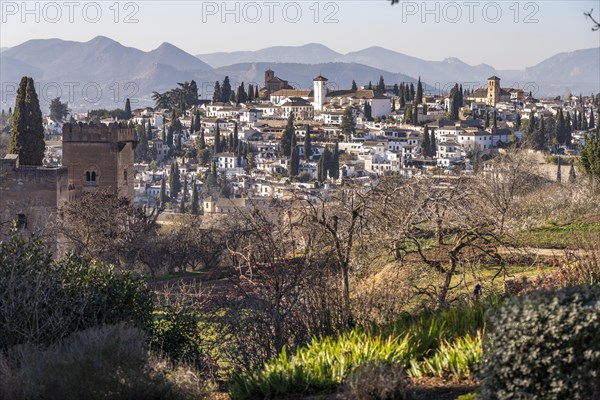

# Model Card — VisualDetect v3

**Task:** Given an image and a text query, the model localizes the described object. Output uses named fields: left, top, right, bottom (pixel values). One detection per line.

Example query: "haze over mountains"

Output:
left=1, top=36, right=598, bottom=112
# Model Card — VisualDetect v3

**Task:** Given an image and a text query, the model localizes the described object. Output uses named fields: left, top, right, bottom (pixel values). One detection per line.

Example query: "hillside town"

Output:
left=6, top=70, right=596, bottom=218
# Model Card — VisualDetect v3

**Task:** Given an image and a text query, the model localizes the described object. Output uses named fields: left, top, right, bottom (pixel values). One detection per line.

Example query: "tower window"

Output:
left=85, top=171, right=97, bottom=186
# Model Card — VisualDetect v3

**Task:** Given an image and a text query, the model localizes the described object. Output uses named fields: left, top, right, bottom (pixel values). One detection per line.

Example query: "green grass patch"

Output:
left=511, top=221, right=600, bottom=249
left=229, top=300, right=499, bottom=399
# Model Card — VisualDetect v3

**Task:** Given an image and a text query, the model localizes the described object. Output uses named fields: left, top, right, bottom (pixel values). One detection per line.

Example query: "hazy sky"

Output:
left=1, top=1, right=599, bottom=70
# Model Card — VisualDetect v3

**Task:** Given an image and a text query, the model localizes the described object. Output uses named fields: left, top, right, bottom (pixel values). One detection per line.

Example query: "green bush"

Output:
left=0, top=232, right=153, bottom=349
left=479, top=285, right=600, bottom=400
left=0, top=324, right=213, bottom=400
left=339, top=361, right=408, bottom=400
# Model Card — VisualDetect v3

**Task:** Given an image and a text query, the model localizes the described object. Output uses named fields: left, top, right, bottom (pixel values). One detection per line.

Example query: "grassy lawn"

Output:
left=510, top=221, right=600, bottom=249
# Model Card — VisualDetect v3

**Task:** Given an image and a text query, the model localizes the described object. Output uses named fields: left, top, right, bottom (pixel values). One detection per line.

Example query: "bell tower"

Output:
left=313, top=75, right=328, bottom=111
left=487, top=76, right=501, bottom=106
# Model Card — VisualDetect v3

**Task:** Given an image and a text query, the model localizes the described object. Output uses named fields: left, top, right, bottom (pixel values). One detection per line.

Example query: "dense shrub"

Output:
left=0, top=324, right=212, bottom=400
left=0, top=232, right=153, bottom=349
left=339, top=361, right=408, bottom=400
left=479, top=285, right=600, bottom=400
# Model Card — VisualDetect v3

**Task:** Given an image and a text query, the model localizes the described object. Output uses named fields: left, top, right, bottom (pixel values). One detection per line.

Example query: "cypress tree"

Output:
left=352, top=80, right=358, bottom=91
left=9, top=77, right=45, bottom=165
left=214, top=123, right=221, bottom=153
left=410, top=83, right=415, bottom=101
left=330, top=142, right=340, bottom=179
left=416, top=77, right=423, bottom=104
left=290, top=145, right=299, bottom=177
left=159, top=177, right=167, bottom=208
left=213, top=81, right=221, bottom=103
left=429, top=129, right=436, bottom=158
left=304, top=125, right=312, bottom=161
left=194, top=109, right=201, bottom=132
left=556, top=109, right=566, bottom=145
left=255, top=86, right=259, bottom=100
left=170, top=162, right=181, bottom=200
left=565, top=112, right=572, bottom=145
left=248, top=84, right=254, bottom=102
left=281, top=112, right=295, bottom=156
left=421, top=126, right=431, bottom=158
left=568, top=162, right=577, bottom=184
left=484, top=111, right=490, bottom=128
left=412, top=101, right=418, bottom=126
left=124, top=98, right=132, bottom=120
left=233, top=122, right=239, bottom=152
left=161, top=124, right=166, bottom=142
left=556, top=157, right=562, bottom=183
left=590, top=109, right=595, bottom=129
left=179, top=176, right=188, bottom=213
left=191, top=179, right=199, bottom=215
left=221, top=76, right=232, bottom=103
left=515, top=113, right=522, bottom=131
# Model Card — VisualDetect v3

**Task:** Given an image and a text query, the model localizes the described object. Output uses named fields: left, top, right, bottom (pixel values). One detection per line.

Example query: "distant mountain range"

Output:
left=0, top=47, right=8, bottom=53
left=199, top=44, right=600, bottom=97
left=1, top=36, right=598, bottom=112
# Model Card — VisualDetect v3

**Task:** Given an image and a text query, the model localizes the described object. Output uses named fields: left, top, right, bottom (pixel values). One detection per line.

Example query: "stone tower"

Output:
left=264, top=69, right=275, bottom=88
left=61, top=122, right=137, bottom=200
left=487, top=76, right=501, bottom=106
left=313, top=75, right=328, bottom=111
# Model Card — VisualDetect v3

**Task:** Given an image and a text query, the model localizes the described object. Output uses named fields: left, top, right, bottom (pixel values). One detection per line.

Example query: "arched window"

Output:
left=85, top=171, right=97, bottom=186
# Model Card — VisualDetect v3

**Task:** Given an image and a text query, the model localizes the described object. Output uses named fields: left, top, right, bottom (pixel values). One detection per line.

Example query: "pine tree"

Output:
left=159, top=176, right=167, bottom=208
left=580, top=132, right=600, bottom=179
left=304, top=125, right=312, bottom=161
left=415, top=77, right=423, bottom=104
left=9, top=77, right=45, bottom=165
left=421, top=126, right=431, bottom=158
left=49, top=97, right=69, bottom=121
left=191, top=179, right=199, bottom=215
left=352, top=80, right=358, bottom=91
left=124, top=98, right=132, bottom=120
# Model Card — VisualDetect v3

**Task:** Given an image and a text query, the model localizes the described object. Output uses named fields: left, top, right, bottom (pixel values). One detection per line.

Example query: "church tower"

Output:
left=487, top=76, right=501, bottom=106
left=313, top=75, right=328, bottom=111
